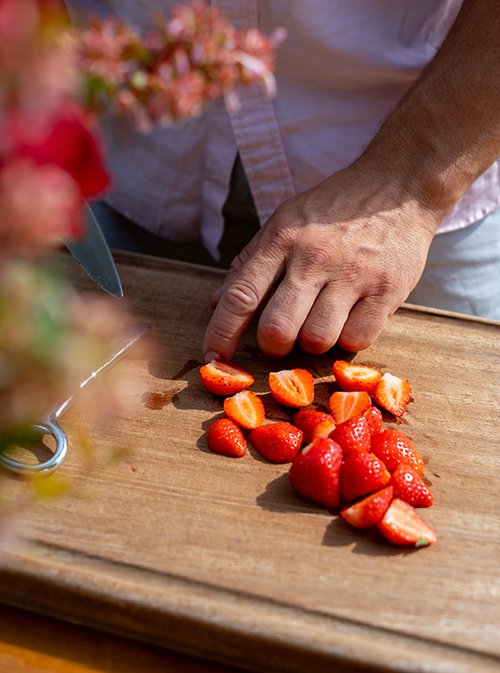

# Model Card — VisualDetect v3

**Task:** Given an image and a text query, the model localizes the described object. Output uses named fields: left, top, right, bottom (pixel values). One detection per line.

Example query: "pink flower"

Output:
left=0, top=158, right=84, bottom=250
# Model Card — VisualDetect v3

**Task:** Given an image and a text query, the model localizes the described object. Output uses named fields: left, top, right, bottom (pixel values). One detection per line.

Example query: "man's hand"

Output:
left=203, top=160, right=438, bottom=361
left=204, top=0, right=500, bottom=362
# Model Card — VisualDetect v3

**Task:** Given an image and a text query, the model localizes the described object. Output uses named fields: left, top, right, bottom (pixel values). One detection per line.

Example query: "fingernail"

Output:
left=204, top=351, right=221, bottom=363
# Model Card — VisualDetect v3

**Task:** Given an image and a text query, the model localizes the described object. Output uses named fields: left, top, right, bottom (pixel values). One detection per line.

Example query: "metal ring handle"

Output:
left=0, top=420, right=68, bottom=477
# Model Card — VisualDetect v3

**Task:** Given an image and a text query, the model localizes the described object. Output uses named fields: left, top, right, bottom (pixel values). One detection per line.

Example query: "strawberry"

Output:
left=340, top=486, right=393, bottom=529
left=378, top=498, right=437, bottom=546
left=373, top=372, right=411, bottom=416
left=268, top=368, right=314, bottom=408
left=293, top=410, right=335, bottom=444
left=207, top=418, right=246, bottom=457
left=200, top=360, right=254, bottom=396
left=371, top=428, right=424, bottom=475
left=333, top=360, right=382, bottom=393
left=289, top=437, right=342, bottom=508
left=249, top=422, right=303, bottom=463
left=312, top=417, right=337, bottom=440
left=328, top=391, right=371, bottom=425
left=340, top=451, right=391, bottom=502
left=363, top=406, right=383, bottom=437
left=391, top=464, right=433, bottom=508
left=330, top=416, right=371, bottom=458
left=224, top=390, right=265, bottom=430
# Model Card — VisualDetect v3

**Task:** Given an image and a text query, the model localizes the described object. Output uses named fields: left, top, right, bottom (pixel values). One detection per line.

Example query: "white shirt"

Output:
left=78, top=0, right=500, bottom=259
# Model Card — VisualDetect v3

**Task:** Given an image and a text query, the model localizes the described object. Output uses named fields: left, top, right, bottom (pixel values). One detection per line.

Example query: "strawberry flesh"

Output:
left=269, top=369, right=315, bottom=407
left=224, top=390, right=265, bottom=430
left=200, top=360, right=254, bottom=396
left=341, top=485, right=393, bottom=529
left=333, top=360, right=382, bottom=393
left=293, top=410, right=334, bottom=444
left=373, top=372, right=411, bottom=417
left=378, top=498, right=437, bottom=546
left=328, top=391, right=371, bottom=425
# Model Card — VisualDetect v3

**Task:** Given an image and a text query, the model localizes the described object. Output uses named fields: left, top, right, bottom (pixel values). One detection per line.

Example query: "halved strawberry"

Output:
left=224, top=390, right=265, bottom=430
left=249, top=422, right=303, bottom=463
left=363, top=406, right=383, bottom=437
left=312, top=417, right=337, bottom=440
left=391, top=464, right=433, bottom=508
left=371, top=428, right=424, bottom=475
left=340, top=486, right=393, bottom=529
left=378, top=498, right=437, bottom=546
left=207, top=418, right=246, bottom=457
left=200, top=360, right=254, bottom=396
left=330, top=416, right=371, bottom=458
left=289, top=437, right=342, bottom=508
left=293, top=410, right=334, bottom=445
left=333, top=360, right=382, bottom=393
left=269, top=369, right=314, bottom=407
left=328, top=391, right=371, bottom=425
left=340, top=451, right=391, bottom=502
left=373, top=372, right=411, bottom=417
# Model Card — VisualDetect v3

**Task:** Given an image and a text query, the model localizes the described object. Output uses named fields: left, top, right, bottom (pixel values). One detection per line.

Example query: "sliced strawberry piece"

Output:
left=293, top=410, right=335, bottom=444
left=373, top=372, right=411, bottom=416
left=312, top=417, right=337, bottom=440
left=332, top=360, right=382, bottom=393
left=371, top=428, right=424, bottom=475
left=289, top=437, right=342, bottom=508
left=330, top=416, right=371, bottom=458
left=200, top=360, right=254, bottom=396
left=363, top=406, right=383, bottom=437
left=328, top=391, right=371, bottom=425
left=224, top=390, right=265, bottom=430
left=340, top=451, right=391, bottom=502
left=341, top=486, right=393, bottom=529
left=207, top=418, right=246, bottom=457
left=268, top=368, right=314, bottom=408
left=391, top=464, right=433, bottom=508
left=249, top=422, right=303, bottom=463
left=378, top=498, right=437, bottom=546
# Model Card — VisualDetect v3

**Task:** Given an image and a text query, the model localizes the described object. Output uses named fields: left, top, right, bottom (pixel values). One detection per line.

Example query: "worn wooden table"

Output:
left=1, top=250, right=499, bottom=673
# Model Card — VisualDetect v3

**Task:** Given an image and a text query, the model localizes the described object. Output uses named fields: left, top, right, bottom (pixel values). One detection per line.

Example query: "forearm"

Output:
left=357, top=0, right=500, bottom=232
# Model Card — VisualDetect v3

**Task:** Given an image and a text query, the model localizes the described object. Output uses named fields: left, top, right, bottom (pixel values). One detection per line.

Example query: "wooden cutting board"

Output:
left=1, top=250, right=499, bottom=673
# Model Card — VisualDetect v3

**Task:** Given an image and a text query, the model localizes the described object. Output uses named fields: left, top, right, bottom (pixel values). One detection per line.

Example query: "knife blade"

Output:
left=63, top=202, right=124, bottom=298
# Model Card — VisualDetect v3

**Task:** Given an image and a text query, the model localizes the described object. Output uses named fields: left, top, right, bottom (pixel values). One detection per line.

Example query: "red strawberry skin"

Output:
left=373, top=372, right=412, bottom=417
left=340, top=451, right=391, bottom=502
left=363, top=406, right=383, bottom=437
left=371, top=429, right=424, bottom=475
left=330, top=416, right=371, bottom=458
left=249, top=422, right=303, bottom=463
left=378, top=498, right=437, bottom=546
left=208, top=418, right=246, bottom=457
left=289, top=437, right=342, bottom=508
left=333, top=360, right=382, bottom=393
left=312, top=417, right=336, bottom=440
left=200, top=360, right=254, bottom=396
left=341, top=486, right=393, bottom=529
left=391, top=464, right=433, bottom=508
left=293, top=410, right=334, bottom=444
left=269, top=368, right=315, bottom=407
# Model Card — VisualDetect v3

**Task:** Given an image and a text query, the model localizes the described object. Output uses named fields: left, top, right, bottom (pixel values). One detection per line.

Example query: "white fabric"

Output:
left=73, top=0, right=500, bottom=259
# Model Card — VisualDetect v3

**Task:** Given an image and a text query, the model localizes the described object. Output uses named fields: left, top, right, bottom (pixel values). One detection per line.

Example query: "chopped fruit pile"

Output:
left=201, top=359, right=437, bottom=548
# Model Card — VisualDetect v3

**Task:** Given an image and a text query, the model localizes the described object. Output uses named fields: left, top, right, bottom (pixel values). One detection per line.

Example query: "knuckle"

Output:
left=223, top=280, right=260, bottom=315
left=259, top=314, right=296, bottom=348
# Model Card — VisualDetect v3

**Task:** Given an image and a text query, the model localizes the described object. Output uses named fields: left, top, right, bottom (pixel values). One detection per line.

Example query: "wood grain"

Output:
left=1, top=250, right=499, bottom=673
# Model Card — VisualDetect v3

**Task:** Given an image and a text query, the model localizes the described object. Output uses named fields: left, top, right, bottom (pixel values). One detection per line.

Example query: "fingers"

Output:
left=336, top=295, right=395, bottom=352
left=210, top=231, right=263, bottom=309
left=203, top=250, right=285, bottom=362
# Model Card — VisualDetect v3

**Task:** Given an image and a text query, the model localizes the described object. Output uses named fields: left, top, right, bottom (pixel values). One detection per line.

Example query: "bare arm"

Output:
left=203, top=0, right=500, bottom=362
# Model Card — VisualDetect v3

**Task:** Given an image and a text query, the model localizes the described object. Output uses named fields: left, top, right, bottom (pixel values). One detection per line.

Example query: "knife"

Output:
left=63, top=202, right=124, bottom=298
